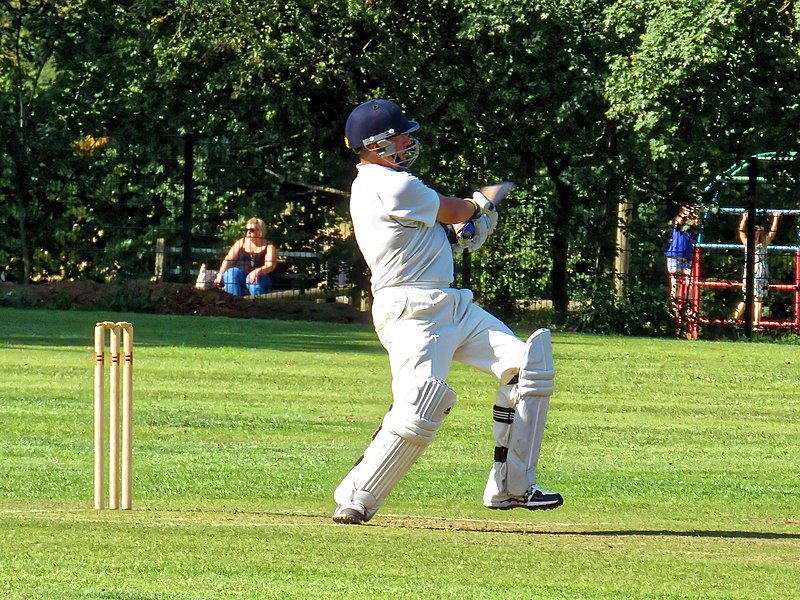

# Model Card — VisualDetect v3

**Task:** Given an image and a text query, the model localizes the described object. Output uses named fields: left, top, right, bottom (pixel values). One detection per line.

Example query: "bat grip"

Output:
left=461, top=221, right=476, bottom=240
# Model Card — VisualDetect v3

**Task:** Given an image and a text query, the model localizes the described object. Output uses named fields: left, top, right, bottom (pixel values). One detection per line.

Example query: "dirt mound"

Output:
left=0, top=281, right=370, bottom=324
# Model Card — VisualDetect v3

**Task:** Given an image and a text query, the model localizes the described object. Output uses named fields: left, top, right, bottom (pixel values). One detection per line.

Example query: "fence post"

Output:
left=614, top=200, right=632, bottom=298
left=153, top=238, right=166, bottom=282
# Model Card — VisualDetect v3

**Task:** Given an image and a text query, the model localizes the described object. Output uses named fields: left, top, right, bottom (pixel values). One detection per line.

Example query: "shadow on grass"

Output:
left=0, top=307, right=382, bottom=354
left=553, top=529, right=800, bottom=541
left=394, top=524, right=800, bottom=540
left=53, top=509, right=797, bottom=542
left=376, top=516, right=800, bottom=540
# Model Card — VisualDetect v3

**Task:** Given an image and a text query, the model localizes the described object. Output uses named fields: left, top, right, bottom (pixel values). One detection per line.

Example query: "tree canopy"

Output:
left=2, top=0, right=799, bottom=331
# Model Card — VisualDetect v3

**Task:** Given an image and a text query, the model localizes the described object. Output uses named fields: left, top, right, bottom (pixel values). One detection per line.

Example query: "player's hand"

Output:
left=472, top=191, right=498, bottom=230
left=472, top=191, right=496, bottom=213
left=454, top=213, right=493, bottom=253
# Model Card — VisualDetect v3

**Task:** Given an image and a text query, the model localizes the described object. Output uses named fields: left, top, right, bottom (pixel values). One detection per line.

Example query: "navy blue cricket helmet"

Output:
left=344, top=99, right=419, bottom=151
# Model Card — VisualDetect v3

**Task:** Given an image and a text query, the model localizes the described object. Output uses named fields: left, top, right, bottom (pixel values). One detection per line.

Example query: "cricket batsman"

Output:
left=333, top=99, right=563, bottom=524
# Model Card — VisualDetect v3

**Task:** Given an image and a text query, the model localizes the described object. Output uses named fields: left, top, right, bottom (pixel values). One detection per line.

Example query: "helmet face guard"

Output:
left=345, top=99, right=420, bottom=169
left=363, top=129, right=420, bottom=169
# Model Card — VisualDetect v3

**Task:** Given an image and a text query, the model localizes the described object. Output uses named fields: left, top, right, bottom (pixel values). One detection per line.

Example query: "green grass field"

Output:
left=1, top=306, right=798, bottom=599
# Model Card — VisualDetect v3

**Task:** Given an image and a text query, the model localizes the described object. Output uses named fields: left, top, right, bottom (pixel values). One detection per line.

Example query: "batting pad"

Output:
left=484, top=328, right=555, bottom=502
left=334, top=378, right=457, bottom=519
left=517, top=328, right=556, bottom=399
left=483, top=382, right=515, bottom=505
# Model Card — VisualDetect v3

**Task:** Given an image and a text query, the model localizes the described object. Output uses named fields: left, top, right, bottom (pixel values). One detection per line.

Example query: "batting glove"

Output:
left=471, top=191, right=498, bottom=231
left=454, top=213, right=493, bottom=253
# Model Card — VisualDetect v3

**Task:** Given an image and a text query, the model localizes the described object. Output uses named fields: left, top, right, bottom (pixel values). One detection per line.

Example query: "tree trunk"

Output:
left=8, top=83, right=33, bottom=281
left=14, top=188, right=31, bottom=282
left=11, top=147, right=33, bottom=282
left=545, top=157, right=572, bottom=323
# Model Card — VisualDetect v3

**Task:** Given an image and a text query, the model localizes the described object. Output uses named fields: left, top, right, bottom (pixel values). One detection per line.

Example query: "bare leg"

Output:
left=753, top=298, right=763, bottom=325
left=733, top=300, right=746, bottom=321
left=669, top=275, right=683, bottom=314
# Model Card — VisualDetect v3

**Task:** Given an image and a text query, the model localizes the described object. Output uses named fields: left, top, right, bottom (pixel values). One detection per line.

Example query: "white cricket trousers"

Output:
left=372, top=286, right=524, bottom=387
left=334, top=285, right=546, bottom=514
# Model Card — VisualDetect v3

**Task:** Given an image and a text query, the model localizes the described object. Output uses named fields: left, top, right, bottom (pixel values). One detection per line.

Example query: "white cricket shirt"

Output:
left=350, top=163, right=454, bottom=293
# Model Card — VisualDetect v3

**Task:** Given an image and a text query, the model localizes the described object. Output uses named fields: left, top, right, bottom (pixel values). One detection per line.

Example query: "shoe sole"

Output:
left=332, top=509, right=365, bottom=525
left=486, top=498, right=564, bottom=511
left=332, top=515, right=363, bottom=525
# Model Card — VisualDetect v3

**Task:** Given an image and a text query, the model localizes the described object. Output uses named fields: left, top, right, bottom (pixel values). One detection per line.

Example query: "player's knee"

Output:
left=383, top=378, right=457, bottom=445
left=517, top=328, right=556, bottom=397
left=517, top=371, right=554, bottom=397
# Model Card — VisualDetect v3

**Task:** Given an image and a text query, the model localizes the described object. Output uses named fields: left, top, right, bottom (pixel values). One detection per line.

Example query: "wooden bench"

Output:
left=153, top=238, right=321, bottom=289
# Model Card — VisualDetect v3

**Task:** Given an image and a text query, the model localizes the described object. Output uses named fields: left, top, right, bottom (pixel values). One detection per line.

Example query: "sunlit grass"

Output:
left=1, top=307, right=798, bottom=599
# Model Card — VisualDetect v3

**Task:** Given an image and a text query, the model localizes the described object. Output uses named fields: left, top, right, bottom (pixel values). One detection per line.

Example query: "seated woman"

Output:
left=214, top=218, right=277, bottom=296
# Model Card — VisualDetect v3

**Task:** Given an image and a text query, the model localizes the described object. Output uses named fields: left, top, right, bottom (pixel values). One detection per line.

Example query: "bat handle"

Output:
left=461, top=221, right=476, bottom=240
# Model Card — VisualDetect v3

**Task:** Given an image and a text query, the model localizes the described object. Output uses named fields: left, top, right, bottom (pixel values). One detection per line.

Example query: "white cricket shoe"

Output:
left=485, top=485, right=564, bottom=511
left=332, top=502, right=367, bottom=525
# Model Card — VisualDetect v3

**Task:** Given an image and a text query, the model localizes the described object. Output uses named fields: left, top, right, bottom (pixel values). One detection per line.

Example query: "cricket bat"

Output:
left=479, top=181, right=516, bottom=206
left=457, top=182, right=516, bottom=243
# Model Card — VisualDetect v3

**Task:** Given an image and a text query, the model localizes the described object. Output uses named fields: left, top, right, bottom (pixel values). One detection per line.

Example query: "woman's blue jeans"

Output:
left=222, top=268, right=272, bottom=296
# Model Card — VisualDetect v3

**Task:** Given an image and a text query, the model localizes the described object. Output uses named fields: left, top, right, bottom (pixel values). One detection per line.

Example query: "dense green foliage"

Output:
left=2, top=1, right=800, bottom=331
left=1, top=308, right=799, bottom=597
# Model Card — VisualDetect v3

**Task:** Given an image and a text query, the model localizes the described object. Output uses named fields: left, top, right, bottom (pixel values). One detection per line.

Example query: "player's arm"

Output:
left=436, top=194, right=479, bottom=225
left=438, top=191, right=499, bottom=254
left=437, top=192, right=496, bottom=224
